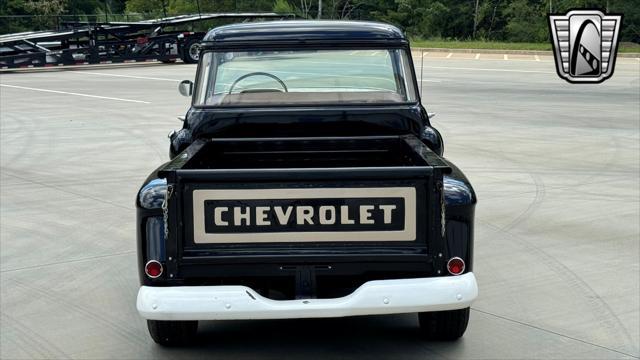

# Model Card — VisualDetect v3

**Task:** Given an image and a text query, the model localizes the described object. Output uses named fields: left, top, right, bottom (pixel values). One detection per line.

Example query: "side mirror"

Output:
left=428, top=112, right=437, bottom=119
left=178, top=80, right=193, bottom=97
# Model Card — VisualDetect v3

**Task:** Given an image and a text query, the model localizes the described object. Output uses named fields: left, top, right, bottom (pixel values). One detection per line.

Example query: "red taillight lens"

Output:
left=145, top=260, right=163, bottom=278
left=447, top=257, right=465, bottom=275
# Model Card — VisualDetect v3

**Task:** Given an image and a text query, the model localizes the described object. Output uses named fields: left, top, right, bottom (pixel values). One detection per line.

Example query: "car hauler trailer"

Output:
left=0, top=13, right=291, bottom=70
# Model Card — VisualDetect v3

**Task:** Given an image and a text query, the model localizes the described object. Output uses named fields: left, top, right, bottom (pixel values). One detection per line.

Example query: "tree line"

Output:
left=1, top=0, right=638, bottom=42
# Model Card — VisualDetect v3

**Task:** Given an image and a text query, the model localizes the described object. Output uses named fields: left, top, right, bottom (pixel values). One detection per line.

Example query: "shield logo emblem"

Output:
left=548, top=10, right=623, bottom=83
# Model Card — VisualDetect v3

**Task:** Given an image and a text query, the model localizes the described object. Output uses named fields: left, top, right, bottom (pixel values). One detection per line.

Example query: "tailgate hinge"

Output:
left=162, top=184, right=174, bottom=239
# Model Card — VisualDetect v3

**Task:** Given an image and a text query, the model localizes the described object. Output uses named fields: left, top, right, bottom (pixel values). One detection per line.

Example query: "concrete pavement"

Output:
left=1, top=56, right=638, bottom=359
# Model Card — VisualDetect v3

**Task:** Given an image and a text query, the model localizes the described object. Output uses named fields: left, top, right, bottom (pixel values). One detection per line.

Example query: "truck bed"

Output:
left=160, top=135, right=450, bottom=177
left=183, top=136, right=425, bottom=169
left=155, top=135, right=451, bottom=298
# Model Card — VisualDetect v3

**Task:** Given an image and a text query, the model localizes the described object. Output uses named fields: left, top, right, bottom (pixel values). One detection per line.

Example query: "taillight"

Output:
left=145, top=260, right=163, bottom=278
left=447, top=257, right=465, bottom=275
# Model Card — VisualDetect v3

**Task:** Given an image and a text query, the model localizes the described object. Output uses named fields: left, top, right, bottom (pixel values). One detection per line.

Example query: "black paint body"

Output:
left=136, top=21, right=476, bottom=299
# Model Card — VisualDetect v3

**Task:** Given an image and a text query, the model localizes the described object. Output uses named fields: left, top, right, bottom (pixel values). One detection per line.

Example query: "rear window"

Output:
left=193, top=49, right=418, bottom=107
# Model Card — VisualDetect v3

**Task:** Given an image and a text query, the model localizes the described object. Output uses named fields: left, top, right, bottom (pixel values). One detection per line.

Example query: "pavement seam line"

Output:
left=471, top=308, right=639, bottom=358
left=79, top=71, right=181, bottom=82
left=423, top=65, right=555, bottom=74
left=0, top=84, right=151, bottom=103
left=0, top=250, right=136, bottom=273
left=2, top=171, right=133, bottom=210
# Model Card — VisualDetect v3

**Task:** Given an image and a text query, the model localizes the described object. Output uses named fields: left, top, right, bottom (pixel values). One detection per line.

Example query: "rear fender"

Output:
left=137, top=169, right=168, bottom=285
left=442, top=160, right=476, bottom=272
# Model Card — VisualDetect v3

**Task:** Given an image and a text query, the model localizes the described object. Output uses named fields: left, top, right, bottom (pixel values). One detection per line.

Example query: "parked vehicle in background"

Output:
left=0, top=13, right=290, bottom=69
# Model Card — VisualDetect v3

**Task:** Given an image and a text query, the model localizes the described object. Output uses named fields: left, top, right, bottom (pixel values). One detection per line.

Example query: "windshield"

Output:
left=194, top=49, right=418, bottom=107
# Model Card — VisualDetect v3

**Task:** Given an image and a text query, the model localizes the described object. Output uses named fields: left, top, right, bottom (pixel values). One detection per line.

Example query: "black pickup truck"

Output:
left=136, top=20, right=478, bottom=346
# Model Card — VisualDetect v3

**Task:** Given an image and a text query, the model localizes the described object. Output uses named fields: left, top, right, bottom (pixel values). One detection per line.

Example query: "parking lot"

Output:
left=1, top=54, right=639, bottom=359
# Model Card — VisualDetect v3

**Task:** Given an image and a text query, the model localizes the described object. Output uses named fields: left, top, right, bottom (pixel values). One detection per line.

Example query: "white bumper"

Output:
left=137, top=273, right=478, bottom=321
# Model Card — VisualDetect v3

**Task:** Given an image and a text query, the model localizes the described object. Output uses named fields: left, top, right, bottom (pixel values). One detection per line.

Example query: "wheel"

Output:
left=147, top=320, right=198, bottom=346
left=181, top=38, right=201, bottom=64
left=418, top=307, right=470, bottom=341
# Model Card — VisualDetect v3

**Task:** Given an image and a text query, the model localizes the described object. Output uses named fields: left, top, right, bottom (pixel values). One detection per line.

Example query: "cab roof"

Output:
left=202, top=20, right=407, bottom=47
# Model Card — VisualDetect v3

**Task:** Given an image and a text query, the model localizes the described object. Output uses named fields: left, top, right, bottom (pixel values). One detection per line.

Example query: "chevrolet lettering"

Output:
left=209, top=203, right=400, bottom=227
left=207, top=202, right=401, bottom=229
left=135, top=21, right=478, bottom=346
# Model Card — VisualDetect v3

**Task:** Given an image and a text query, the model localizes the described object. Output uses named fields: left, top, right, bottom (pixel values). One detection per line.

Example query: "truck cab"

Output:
left=136, top=20, right=477, bottom=346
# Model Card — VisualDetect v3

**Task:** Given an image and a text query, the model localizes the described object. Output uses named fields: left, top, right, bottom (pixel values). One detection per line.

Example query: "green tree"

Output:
left=125, top=0, right=167, bottom=16
left=273, top=0, right=296, bottom=14
left=610, top=0, right=640, bottom=42
left=503, top=0, right=546, bottom=42
left=2, top=0, right=638, bottom=42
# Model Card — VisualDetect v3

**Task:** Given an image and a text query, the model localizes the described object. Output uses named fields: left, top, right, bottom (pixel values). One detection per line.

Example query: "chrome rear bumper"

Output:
left=137, top=273, right=478, bottom=321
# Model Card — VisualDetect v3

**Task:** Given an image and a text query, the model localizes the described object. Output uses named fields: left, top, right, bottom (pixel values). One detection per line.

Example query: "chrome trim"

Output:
left=137, top=273, right=479, bottom=320
left=145, top=260, right=163, bottom=279
left=447, top=256, right=465, bottom=275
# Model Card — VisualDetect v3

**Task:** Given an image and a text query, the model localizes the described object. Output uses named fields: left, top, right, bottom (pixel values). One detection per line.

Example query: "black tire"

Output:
left=147, top=320, right=198, bottom=346
left=181, top=38, right=201, bottom=64
left=418, top=307, right=470, bottom=341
